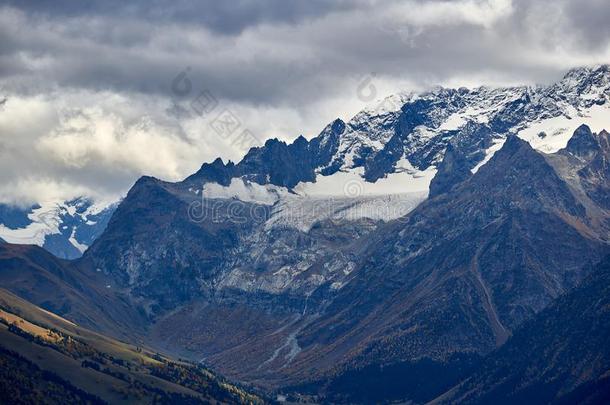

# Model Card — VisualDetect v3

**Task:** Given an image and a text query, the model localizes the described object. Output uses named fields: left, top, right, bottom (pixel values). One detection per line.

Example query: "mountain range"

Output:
left=1, top=65, right=610, bottom=404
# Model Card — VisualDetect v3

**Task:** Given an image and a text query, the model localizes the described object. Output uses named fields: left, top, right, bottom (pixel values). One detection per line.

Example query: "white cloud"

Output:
left=39, top=108, right=192, bottom=178
left=0, top=178, right=96, bottom=208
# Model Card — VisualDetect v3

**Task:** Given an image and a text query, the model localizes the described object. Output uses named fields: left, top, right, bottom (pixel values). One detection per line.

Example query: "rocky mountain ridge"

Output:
left=188, top=65, right=610, bottom=191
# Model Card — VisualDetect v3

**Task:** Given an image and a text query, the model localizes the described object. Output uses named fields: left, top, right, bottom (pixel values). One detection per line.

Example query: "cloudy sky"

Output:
left=0, top=0, right=609, bottom=205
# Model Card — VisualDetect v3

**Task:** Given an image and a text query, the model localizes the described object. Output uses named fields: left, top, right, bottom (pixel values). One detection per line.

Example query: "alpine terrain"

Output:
left=1, top=65, right=610, bottom=404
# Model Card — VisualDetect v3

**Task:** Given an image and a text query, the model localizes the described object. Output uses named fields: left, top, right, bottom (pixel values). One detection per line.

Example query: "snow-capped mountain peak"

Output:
left=0, top=197, right=117, bottom=259
left=180, top=65, right=610, bottom=236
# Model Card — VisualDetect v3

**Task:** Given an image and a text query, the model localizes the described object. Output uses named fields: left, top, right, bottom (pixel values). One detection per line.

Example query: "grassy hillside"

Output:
left=0, top=288, right=265, bottom=404
left=0, top=242, right=149, bottom=342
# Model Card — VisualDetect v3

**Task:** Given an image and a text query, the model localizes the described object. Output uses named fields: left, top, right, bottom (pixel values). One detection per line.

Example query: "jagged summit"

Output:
left=562, top=124, right=610, bottom=156
left=183, top=66, right=610, bottom=197
left=559, top=64, right=610, bottom=90
left=564, top=124, right=599, bottom=158
left=428, top=142, right=471, bottom=197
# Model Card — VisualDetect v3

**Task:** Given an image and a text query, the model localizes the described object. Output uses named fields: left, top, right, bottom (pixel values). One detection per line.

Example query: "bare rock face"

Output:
left=576, top=129, right=610, bottom=210
left=428, top=142, right=472, bottom=197
left=564, top=124, right=601, bottom=160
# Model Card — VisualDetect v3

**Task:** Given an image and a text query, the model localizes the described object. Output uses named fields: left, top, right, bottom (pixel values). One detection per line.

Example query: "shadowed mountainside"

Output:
left=438, top=255, right=610, bottom=404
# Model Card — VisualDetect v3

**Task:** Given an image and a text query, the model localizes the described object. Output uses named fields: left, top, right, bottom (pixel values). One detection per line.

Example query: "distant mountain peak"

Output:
left=562, top=63, right=609, bottom=81
left=499, top=134, right=531, bottom=154
left=562, top=124, right=610, bottom=160
left=66, top=68, right=610, bottom=400
left=564, top=124, right=598, bottom=157
left=330, top=117, right=346, bottom=131
left=556, top=64, right=610, bottom=100
left=428, top=142, right=472, bottom=197
left=0, top=197, right=116, bottom=259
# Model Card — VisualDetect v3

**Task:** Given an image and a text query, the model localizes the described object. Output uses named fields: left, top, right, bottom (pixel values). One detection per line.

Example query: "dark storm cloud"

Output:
left=5, top=0, right=363, bottom=35
left=562, top=0, right=610, bottom=49
left=1, top=0, right=609, bottom=107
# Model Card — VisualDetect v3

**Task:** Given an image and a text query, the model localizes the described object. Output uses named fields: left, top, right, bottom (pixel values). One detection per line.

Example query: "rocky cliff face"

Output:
left=264, top=134, right=609, bottom=398
left=85, top=65, right=610, bottom=300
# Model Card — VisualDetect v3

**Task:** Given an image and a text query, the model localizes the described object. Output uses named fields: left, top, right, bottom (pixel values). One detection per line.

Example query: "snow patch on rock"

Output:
left=517, top=104, right=610, bottom=154
left=0, top=202, right=62, bottom=246
left=202, top=178, right=290, bottom=205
